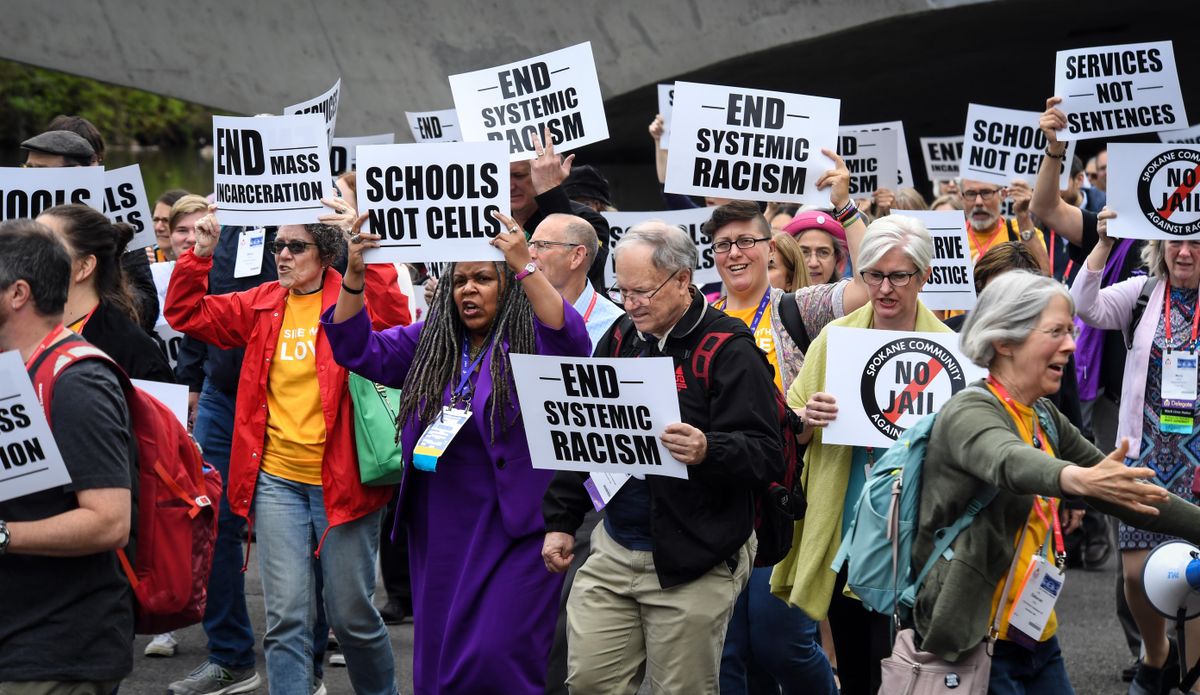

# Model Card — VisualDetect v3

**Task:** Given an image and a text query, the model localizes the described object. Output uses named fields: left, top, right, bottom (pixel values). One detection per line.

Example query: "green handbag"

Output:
left=348, top=372, right=405, bottom=486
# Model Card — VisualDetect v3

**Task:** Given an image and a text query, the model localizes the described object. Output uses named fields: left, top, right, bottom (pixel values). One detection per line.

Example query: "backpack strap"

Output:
left=777, top=292, right=810, bottom=354
left=899, top=483, right=999, bottom=610
left=1005, top=217, right=1019, bottom=243
left=691, top=331, right=736, bottom=390
left=607, top=315, right=638, bottom=358
left=28, top=336, right=123, bottom=418
left=1124, top=276, right=1159, bottom=351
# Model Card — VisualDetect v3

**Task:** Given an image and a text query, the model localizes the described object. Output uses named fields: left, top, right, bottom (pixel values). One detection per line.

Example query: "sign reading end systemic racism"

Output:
left=449, top=42, right=609, bottom=160
left=1107, top=143, right=1200, bottom=240
left=0, top=350, right=71, bottom=503
left=837, top=128, right=898, bottom=197
left=665, top=81, right=840, bottom=206
left=103, top=164, right=154, bottom=250
left=920, top=136, right=964, bottom=182
left=0, top=166, right=104, bottom=223
left=330, top=133, right=395, bottom=177
left=511, top=354, right=688, bottom=479
left=601, top=208, right=720, bottom=291
left=356, top=141, right=509, bottom=264
left=903, top=210, right=977, bottom=312
left=1054, top=41, right=1187, bottom=141
left=213, top=114, right=332, bottom=227
left=822, top=327, right=986, bottom=448
left=960, top=104, right=1075, bottom=189
left=406, top=110, right=461, bottom=144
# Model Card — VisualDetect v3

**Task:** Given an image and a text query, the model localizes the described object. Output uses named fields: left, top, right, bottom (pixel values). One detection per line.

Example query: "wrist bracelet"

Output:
left=341, top=280, right=364, bottom=295
left=839, top=209, right=864, bottom=228
left=1044, top=147, right=1067, bottom=160
left=833, top=199, right=856, bottom=220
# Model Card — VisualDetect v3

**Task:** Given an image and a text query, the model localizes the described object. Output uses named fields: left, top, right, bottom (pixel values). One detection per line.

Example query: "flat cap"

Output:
left=20, top=130, right=96, bottom=160
left=563, top=165, right=612, bottom=208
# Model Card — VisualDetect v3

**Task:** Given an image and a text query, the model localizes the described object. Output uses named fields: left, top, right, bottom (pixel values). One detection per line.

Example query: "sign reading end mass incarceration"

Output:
left=449, top=42, right=608, bottom=160
left=406, top=110, right=461, bottom=144
left=665, top=82, right=840, bottom=206
left=601, top=208, right=720, bottom=292
left=0, top=166, right=104, bottom=223
left=920, top=136, right=964, bottom=182
left=356, top=141, right=508, bottom=264
left=511, top=355, right=688, bottom=479
left=960, top=104, right=1074, bottom=189
left=822, top=327, right=986, bottom=448
left=904, top=210, right=977, bottom=311
left=1055, top=41, right=1187, bottom=141
left=1107, top=143, right=1200, bottom=240
left=837, top=128, right=898, bottom=196
left=213, top=114, right=332, bottom=227
left=0, top=350, right=70, bottom=503
left=102, top=164, right=154, bottom=250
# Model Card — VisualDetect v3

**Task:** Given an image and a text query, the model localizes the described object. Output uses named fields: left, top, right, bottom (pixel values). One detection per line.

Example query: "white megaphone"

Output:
left=1142, top=541, right=1200, bottom=620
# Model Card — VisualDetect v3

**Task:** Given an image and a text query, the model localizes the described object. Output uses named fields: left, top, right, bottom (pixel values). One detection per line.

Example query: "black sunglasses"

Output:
left=269, top=240, right=318, bottom=255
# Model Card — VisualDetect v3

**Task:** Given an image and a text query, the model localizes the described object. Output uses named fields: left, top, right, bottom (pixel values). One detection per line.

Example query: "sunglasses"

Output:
left=269, top=240, right=318, bottom=255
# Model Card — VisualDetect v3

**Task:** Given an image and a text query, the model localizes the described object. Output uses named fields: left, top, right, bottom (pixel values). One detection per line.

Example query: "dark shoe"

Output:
left=1083, top=538, right=1113, bottom=568
left=379, top=601, right=409, bottom=625
left=168, top=661, right=261, bottom=695
left=1122, top=659, right=1140, bottom=682
left=1129, top=661, right=1164, bottom=695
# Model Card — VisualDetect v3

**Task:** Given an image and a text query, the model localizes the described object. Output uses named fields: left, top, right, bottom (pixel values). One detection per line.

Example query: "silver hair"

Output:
left=960, top=270, right=1074, bottom=368
left=613, top=220, right=697, bottom=279
left=543, top=213, right=598, bottom=262
left=856, top=214, right=933, bottom=274
left=1141, top=241, right=1169, bottom=280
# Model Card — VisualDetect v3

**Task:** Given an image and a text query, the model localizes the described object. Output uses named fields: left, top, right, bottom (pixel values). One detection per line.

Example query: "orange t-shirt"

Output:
left=260, top=291, right=327, bottom=485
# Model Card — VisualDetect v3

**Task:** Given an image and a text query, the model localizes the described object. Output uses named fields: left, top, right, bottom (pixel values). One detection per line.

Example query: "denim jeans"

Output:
left=253, top=471, right=396, bottom=695
left=988, top=636, right=1075, bottom=695
left=720, top=567, right=837, bottom=695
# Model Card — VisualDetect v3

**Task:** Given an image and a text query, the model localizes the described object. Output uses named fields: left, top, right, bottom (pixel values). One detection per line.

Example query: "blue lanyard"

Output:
left=453, top=334, right=493, bottom=405
left=717, top=289, right=772, bottom=334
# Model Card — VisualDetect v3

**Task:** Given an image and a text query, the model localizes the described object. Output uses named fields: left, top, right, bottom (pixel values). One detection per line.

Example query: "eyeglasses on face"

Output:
left=269, top=240, right=318, bottom=255
left=530, top=240, right=581, bottom=251
left=1033, top=325, right=1081, bottom=340
left=859, top=269, right=920, bottom=287
left=800, top=247, right=834, bottom=260
left=711, top=236, right=772, bottom=254
left=960, top=188, right=1002, bottom=202
left=613, top=269, right=681, bottom=305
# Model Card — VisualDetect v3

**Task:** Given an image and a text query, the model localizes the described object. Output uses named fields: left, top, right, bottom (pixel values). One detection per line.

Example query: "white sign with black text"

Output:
left=0, top=166, right=104, bottom=222
left=920, top=136, right=964, bottom=182
left=960, top=104, right=1074, bottom=189
left=283, top=78, right=341, bottom=148
left=601, top=208, right=719, bottom=291
left=331, top=133, right=395, bottom=177
left=1159, top=123, right=1200, bottom=145
left=148, top=261, right=185, bottom=370
left=1107, top=142, right=1200, bottom=240
left=837, top=128, right=899, bottom=197
left=843, top=121, right=913, bottom=188
left=102, top=164, right=155, bottom=250
left=0, top=350, right=71, bottom=503
left=405, top=110, right=461, bottom=144
left=904, top=210, right=976, bottom=311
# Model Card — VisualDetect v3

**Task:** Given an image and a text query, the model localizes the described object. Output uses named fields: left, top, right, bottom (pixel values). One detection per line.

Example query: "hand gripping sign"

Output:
left=0, top=166, right=104, bottom=222
left=0, top=350, right=71, bottom=503
left=658, top=83, right=675, bottom=150
left=405, top=110, right=462, bottom=144
left=1107, top=143, right=1200, bottom=240
left=959, top=104, right=1074, bottom=189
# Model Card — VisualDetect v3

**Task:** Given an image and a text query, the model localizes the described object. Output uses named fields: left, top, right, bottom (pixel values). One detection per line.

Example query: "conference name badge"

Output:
left=1161, top=350, right=1197, bottom=435
left=411, top=407, right=472, bottom=472
left=1005, top=554, right=1065, bottom=651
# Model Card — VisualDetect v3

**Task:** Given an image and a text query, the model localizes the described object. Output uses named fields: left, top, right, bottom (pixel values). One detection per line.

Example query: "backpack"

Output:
left=30, top=336, right=222, bottom=634
left=831, top=387, right=1058, bottom=620
left=1123, top=275, right=1158, bottom=350
left=609, top=312, right=805, bottom=567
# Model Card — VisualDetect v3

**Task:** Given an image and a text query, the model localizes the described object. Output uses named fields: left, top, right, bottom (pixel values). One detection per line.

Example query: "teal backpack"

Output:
left=831, top=386, right=1058, bottom=621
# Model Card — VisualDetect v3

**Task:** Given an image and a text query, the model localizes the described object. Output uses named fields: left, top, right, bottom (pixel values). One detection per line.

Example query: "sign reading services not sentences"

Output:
left=837, top=128, right=899, bottom=196
left=658, top=83, right=674, bottom=150
left=920, top=136, right=964, bottom=182
left=959, top=104, right=1074, bottom=188
left=843, top=121, right=914, bottom=188
left=356, top=141, right=509, bottom=264
left=330, top=133, right=395, bottom=177
left=405, top=110, right=461, bottom=144
left=510, top=354, right=688, bottom=479
left=283, top=78, right=341, bottom=148
left=822, top=327, right=986, bottom=448
left=665, top=81, right=839, bottom=206
left=102, top=164, right=154, bottom=250
left=601, top=208, right=719, bottom=291
left=1054, top=41, right=1188, bottom=141
left=0, top=350, right=71, bottom=503
left=449, top=42, right=609, bottom=160
left=0, top=166, right=104, bottom=222
left=1107, top=143, right=1200, bottom=240
left=903, top=210, right=976, bottom=311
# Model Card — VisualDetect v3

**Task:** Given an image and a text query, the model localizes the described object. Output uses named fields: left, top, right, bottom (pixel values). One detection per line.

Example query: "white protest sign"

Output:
left=0, top=166, right=104, bottom=222
left=330, top=133, right=395, bottom=177
left=903, top=210, right=976, bottom=311
left=658, top=83, right=674, bottom=150
left=102, top=164, right=154, bottom=250
left=822, top=327, right=987, bottom=448
left=601, top=208, right=719, bottom=291
left=665, top=81, right=839, bottom=206
left=920, top=136, right=964, bottom=182
left=405, top=110, right=461, bottom=144
left=213, top=114, right=332, bottom=227
left=449, top=42, right=609, bottom=161
left=283, top=78, right=341, bottom=148
left=1055, top=41, right=1187, bottom=141
left=510, top=354, right=688, bottom=479
left=837, top=128, right=899, bottom=196
left=148, top=261, right=185, bottom=369
left=1160, top=123, right=1200, bottom=144
left=356, top=141, right=508, bottom=264
left=843, top=121, right=913, bottom=188
left=1107, top=143, right=1200, bottom=240
left=131, top=379, right=189, bottom=429
left=0, top=350, right=71, bottom=503
left=960, top=104, right=1074, bottom=188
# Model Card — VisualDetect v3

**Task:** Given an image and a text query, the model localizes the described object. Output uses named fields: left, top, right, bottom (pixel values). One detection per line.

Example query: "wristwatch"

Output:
left=0, top=520, right=10, bottom=555
left=515, top=262, right=538, bottom=282
left=1020, top=228, right=1035, bottom=242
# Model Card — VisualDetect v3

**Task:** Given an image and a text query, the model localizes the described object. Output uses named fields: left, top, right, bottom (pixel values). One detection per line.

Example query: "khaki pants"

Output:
left=565, top=523, right=755, bottom=694
left=0, top=680, right=121, bottom=695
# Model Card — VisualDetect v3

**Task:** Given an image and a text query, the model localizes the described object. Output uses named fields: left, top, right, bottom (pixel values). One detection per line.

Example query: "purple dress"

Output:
left=321, top=301, right=589, bottom=694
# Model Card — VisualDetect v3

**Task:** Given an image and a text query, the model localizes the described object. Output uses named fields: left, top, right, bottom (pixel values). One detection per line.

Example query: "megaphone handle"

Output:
left=1178, top=608, right=1200, bottom=693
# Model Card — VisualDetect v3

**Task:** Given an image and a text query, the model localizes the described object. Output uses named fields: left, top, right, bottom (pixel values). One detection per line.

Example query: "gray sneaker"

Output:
left=168, top=661, right=262, bottom=695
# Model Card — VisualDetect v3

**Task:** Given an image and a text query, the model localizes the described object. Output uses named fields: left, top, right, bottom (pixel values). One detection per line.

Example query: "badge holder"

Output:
left=1161, top=285, right=1200, bottom=436
left=412, top=335, right=492, bottom=472
left=1004, top=497, right=1067, bottom=651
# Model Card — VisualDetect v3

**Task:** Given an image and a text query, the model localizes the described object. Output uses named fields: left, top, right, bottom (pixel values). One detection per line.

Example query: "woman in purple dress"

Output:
left=321, top=211, right=590, bottom=694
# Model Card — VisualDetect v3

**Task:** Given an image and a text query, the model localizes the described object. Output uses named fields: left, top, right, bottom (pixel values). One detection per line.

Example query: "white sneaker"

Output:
left=328, top=653, right=346, bottom=667
left=145, top=632, right=179, bottom=657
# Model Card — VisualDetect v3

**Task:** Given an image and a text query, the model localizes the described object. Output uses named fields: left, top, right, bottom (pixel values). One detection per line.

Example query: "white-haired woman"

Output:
left=913, top=271, right=1200, bottom=693
left=1071, top=210, right=1200, bottom=694
left=770, top=215, right=946, bottom=695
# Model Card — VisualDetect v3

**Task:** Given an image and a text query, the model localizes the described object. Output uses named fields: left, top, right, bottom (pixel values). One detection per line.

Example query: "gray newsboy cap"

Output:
left=20, top=130, right=96, bottom=160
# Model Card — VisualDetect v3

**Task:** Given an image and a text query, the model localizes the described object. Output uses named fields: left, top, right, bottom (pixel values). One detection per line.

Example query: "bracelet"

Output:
left=1044, top=147, right=1067, bottom=160
left=833, top=199, right=856, bottom=220
left=341, top=280, right=364, bottom=295
left=839, top=209, right=864, bottom=228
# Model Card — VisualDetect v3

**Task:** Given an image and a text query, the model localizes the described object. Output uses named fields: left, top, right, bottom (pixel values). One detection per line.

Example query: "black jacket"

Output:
left=543, top=289, right=782, bottom=588
left=121, top=249, right=160, bottom=334
left=80, top=300, right=176, bottom=383
left=527, top=186, right=610, bottom=293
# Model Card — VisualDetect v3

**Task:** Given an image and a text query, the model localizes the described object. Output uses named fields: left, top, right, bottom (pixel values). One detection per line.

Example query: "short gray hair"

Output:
left=544, top=213, right=598, bottom=262
left=856, top=214, right=933, bottom=274
left=613, top=220, right=696, bottom=279
left=960, top=270, right=1074, bottom=367
left=1141, top=240, right=1169, bottom=280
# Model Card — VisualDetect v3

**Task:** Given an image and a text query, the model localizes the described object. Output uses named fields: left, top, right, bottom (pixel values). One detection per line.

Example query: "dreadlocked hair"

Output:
left=396, top=261, right=538, bottom=442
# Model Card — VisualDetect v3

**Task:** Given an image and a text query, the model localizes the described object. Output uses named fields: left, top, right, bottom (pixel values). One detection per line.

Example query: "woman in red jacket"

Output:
left=165, top=209, right=409, bottom=695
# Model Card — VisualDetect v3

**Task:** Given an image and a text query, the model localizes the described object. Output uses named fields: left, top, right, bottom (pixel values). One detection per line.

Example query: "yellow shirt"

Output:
left=723, top=301, right=782, bottom=392
left=966, top=219, right=1047, bottom=263
left=986, top=383, right=1059, bottom=642
left=261, top=291, right=327, bottom=485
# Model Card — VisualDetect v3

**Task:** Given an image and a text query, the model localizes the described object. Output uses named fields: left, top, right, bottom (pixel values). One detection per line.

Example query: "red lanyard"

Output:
left=582, top=291, right=599, bottom=322
left=1163, top=282, right=1200, bottom=351
left=68, top=305, right=98, bottom=333
left=23, top=324, right=68, bottom=370
left=972, top=225, right=1005, bottom=262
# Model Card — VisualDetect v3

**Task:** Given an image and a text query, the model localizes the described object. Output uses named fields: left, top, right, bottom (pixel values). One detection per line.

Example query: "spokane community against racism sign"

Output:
left=665, top=81, right=840, bottom=206
left=1107, top=143, right=1200, bottom=240
left=510, top=355, right=688, bottom=479
left=449, top=42, right=608, bottom=160
left=601, top=208, right=720, bottom=291
left=904, top=210, right=977, bottom=312
left=0, top=166, right=104, bottom=222
left=0, top=350, right=71, bottom=503
left=959, top=104, right=1074, bottom=188
left=822, top=327, right=986, bottom=448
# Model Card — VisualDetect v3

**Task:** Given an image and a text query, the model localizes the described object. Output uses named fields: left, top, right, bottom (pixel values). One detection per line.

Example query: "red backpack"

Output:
left=30, top=336, right=222, bottom=634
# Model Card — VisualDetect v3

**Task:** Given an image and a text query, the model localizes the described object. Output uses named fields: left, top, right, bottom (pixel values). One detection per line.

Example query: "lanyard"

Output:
left=972, top=225, right=1005, bottom=262
left=24, top=324, right=68, bottom=370
left=453, top=334, right=493, bottom=406
left=1163, top=282, right=1200, bottom=351
left=582, top=291, right=599, bottom=322
left=716, top=289, right=772, bottom=334
left=987, top=376, right=1047, bottom=450
left=1030, top=495, right=1066, bottom=563
left=67, top=304, right=98, bottom=333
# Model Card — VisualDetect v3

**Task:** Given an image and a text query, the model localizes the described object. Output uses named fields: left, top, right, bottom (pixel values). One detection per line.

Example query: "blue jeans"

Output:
left=988, top=636, right=1074, bottom=695
left=253, top=471, right=396, bottom=695
left=720, top=567, right=837, bottom=695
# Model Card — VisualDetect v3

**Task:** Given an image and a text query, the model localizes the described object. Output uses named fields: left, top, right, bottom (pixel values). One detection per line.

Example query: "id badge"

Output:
left=411, top=407, right=472, bottom=472
left=1161, top=350, right=1198, bottom=435
left=584, top=472, right=631, bottom=512
left=1005, top=554, right=1065, bottom=650
left=234, top=228, right=266, bottom=278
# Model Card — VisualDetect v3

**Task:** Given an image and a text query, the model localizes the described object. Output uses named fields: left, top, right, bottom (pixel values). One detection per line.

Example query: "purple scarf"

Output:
left=1074, top=239, right=1136, bottom=399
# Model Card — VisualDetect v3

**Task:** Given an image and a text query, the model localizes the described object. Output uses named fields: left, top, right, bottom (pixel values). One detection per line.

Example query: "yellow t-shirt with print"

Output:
left=261, top=291, right=327, bottom=485
left=723, top=302, right=782, bottom=392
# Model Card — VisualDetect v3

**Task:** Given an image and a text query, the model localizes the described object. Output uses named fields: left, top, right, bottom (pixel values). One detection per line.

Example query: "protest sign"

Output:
left=665, top=81, right=839, bottom=206
left=843, top=121, right=913, bottom=188
left=510, top=354, right=688, bottom=479
left=102, top=164, right=154, bottom=250
left=902, top=210, right=977, bottom=311
left=131, top=379, right=189, bottom=429
left=449, top=42, right=608, bottom=160
left=837, top=128, right=899, bottom=196
left=330, top=133, right=395, bottom=176
left=658, top=83, right=674, bottom=150
left=601, top=208, right=719, bottom=291
left=1107, top=143, right=1200, bottom=240
left=405, top=110, right=461, bottom=144
left=283, top=78, right=341, bottom=148
left=1055, top=41, right=1187, bottom=141
left=0, top=350, right=71, bottom=503
left=960, top=104, right=1074, bottom=188
left=0, top=166, right=104, bottom=222
left=212, top=114, right=331, bottom=227
left=920, top=136, right=964, bottom=182
left=823, top=327, right=986, bottom=448
left=148, top=261, right=185, bottom=369
left=1159, top=123, right=1200, bottom=145
left=356, top=141, right=508, bottom=264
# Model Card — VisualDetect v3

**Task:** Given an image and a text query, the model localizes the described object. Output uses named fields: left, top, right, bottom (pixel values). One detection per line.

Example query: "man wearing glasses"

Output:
left=527, top=213, right=622, bottom=352
left=959, top=177, right=1049, bottom=273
